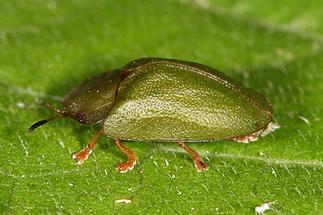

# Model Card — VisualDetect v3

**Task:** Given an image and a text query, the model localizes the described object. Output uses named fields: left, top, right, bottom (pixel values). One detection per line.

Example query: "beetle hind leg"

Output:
left=72, top=127, right=104, bottom=165
left=232, top=132, right=259, bottom=143
left=176, top=141, right=208, bottom=172
left=233, top=122, right=280, bottom=143
left=115, top=139, right=137, bottom=173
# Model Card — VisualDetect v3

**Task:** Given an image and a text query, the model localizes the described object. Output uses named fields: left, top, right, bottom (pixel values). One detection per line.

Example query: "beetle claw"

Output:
left=72, top=148, right=92, bottom=165
left=195, top=159, right=209, bottom=172
left=116, top=160, right=137, bottom=173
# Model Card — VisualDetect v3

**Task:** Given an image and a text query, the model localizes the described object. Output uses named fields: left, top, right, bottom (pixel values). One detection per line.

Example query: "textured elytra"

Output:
left=104, top=58, right=272, bottom=141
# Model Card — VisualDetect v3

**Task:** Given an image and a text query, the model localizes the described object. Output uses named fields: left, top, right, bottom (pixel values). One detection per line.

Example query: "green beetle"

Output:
left=29, top=58, right=277, bottom=172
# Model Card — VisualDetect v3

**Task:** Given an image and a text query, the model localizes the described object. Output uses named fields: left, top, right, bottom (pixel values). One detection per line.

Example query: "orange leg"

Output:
left=115, top=139, right=137, bottom=173
left=177, top=141, right=208, bottom=172
left=232, top=131, right=259, bottom=143
left=73, top=127, right=104, bottom=165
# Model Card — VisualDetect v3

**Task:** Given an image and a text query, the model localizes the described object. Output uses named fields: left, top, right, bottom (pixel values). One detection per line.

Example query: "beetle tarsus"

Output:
left=116, top=160, right=137, bottom=173
left=194, top=159, right=209, bottom=172
left=233, top=131, right=260, bottom=143
left=115, top=139, right=137, bottom=173
left=73, top=148, right=92, bottom=165
left=72, top=127, right=104, bottom=165
left=176, top=141, right=208, bottom=172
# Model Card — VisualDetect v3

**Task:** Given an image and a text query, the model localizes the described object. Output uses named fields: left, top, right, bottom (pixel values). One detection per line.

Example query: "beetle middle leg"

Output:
left=176, top=141, right=208, bottom=172
left=72, top=127, right=104, bottom=165
left=115, top=139, right=137, bottom=173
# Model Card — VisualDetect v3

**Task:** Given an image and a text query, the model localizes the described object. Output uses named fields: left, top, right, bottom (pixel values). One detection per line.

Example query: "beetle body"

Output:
left=104, top=58, right=272, bottom=142
left=29, top=58, right=276, bottom=172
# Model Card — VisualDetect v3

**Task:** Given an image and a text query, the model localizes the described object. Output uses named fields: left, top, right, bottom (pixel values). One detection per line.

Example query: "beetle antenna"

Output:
left=28, top=101, right=68, bottom=133
left=42, top=101, right=66, bottom=115
left=28, top=115, right=65, bottom=133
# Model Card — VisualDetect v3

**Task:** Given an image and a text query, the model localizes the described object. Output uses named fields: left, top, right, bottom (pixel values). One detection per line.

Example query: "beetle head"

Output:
left=28, top=70, right=123, bottom=132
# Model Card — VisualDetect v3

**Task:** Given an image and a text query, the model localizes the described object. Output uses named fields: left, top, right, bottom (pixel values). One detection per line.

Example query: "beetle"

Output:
left=29, top=58, right=277, bottom=172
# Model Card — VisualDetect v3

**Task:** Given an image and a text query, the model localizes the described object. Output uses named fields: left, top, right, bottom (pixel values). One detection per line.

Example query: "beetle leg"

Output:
left=233, top=122, right=280, bottom=143
left=72, top=127, right=104, bottom=165
left=176, top=141, right=208, bottom=172
left=232, top=132, right=259, bottom=143
left=115, top=139, right=137, bottom=173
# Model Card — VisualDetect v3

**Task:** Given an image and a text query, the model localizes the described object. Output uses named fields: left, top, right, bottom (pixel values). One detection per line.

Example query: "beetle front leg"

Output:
left=72, top=127, right=104, bottom=165
left=176, top=141, right=208, bottom=172
left=115, top=139, right=137, bottom=173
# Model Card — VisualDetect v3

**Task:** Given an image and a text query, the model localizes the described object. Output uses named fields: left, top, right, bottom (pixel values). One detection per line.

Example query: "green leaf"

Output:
left=0, top=0, right=322, bottom=214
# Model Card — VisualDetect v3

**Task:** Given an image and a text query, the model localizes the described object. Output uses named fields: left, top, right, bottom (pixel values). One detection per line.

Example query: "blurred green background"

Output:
left=0, top=0, right=322, bottom=214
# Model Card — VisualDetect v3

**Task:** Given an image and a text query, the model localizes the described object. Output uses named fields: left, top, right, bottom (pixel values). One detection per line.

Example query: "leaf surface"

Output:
left=0, top=0, right=322, bottom=214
